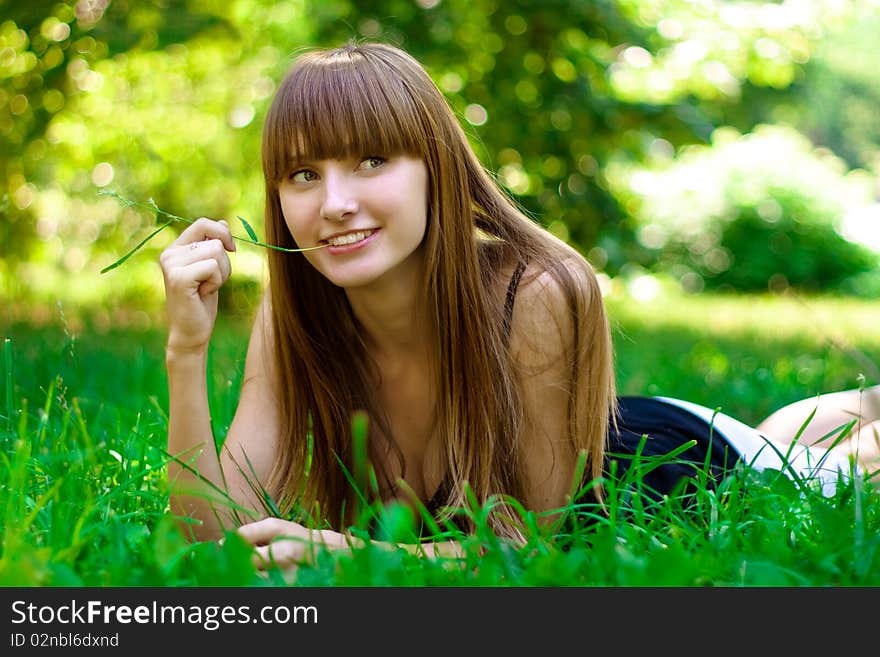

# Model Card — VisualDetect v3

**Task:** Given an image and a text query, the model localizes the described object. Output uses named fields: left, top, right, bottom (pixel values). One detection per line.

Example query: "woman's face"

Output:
left=278, top=154, right=429, bottom=289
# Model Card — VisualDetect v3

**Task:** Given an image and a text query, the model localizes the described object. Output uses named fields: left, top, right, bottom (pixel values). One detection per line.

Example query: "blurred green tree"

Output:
left=607, top=125, right=878, bottom=293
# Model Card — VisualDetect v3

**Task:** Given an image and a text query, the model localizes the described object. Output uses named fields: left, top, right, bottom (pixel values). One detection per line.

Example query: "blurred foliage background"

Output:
left=2, top=0, right=880, bottom=330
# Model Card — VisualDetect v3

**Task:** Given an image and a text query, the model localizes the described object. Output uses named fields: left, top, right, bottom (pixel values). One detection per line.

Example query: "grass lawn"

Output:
left=1, top=287, right=879, bottom=586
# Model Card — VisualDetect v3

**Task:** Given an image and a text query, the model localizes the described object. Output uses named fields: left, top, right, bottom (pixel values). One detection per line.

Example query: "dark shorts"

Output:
left=607, top=396, right=849, bottom=501
left=608, top=396, right=741, bottom=499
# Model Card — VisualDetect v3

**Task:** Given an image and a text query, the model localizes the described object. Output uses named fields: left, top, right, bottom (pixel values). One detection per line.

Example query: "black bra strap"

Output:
left=501, top=260, right=527, bottom=345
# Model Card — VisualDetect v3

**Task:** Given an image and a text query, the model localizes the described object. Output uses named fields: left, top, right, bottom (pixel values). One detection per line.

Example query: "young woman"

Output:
left=160, top=41, right=878, bottom=568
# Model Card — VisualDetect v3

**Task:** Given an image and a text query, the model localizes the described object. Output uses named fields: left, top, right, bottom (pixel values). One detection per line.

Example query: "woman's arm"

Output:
left=507, top=263, right=586, bottom=519
left=161, top=218, right=235, bottom=541
left=173, top=293, right=282, bottom=542
left=161, top=218, right=279, bottom=542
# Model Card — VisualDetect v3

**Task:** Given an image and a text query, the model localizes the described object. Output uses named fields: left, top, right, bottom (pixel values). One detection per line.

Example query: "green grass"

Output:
left=608, top=289, right=880, bottom=425
left=1, top=288, right=879, bottom=586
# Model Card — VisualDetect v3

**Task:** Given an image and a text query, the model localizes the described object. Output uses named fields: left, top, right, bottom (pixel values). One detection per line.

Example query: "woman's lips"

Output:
left=323, top=228, right=380, bottom=254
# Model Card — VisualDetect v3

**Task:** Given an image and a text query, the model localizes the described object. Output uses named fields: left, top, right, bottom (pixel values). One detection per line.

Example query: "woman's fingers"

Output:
left=237, top=517, right=308, bottom=546
left=237, top=519, right=319, bottom=571
left=251, top=538, right=313, bottom=571
left=173, top=217, right=236, bottom=252
left=188, top=259, right=223, bottom=297
left=237, top=519, right=347, bottom=573
left=158, top=218, right=236, bottom=351
left=186, top=240, right=232, bottom=288
left=239, top=519, right=330, bottom=568
left=163, top=251, right=228, bottom=296
left=164, top=217, right=235, bottom=287
left=161, top=239, right=232, bottom=295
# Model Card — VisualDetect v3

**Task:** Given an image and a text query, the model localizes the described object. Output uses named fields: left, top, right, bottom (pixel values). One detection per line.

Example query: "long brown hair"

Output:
left=260, top=41, right=615, bottom=539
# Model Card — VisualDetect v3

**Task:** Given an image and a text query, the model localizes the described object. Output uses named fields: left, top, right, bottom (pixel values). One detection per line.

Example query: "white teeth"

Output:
left=326, top=230, right=372, bottom=246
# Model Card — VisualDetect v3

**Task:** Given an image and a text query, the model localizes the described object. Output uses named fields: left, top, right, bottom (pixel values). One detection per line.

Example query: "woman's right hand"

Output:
left=159, top=218, right=236, bottom=354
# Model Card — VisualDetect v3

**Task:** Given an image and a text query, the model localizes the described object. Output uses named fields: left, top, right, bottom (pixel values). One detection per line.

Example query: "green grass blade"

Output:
left=237, top=216, right=259, bottom=242
left=100, top=220, right=174, bottom=274
left=3, top=338, right=11, bottom=433
left=101, top=191, right=330, bottom=264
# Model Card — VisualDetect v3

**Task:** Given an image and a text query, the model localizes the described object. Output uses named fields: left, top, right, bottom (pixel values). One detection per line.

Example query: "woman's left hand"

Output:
left=236, top=517, right=348, bottom=571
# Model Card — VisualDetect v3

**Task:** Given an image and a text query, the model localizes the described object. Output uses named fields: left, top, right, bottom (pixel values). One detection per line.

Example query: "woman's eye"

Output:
left=290, top=169, right=318, bottom=183
left=360, top=156, right=386, bottom=170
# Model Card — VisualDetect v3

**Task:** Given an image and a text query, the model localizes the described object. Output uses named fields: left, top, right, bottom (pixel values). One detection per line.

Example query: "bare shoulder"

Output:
left=508, top=257, right=592, bottom=371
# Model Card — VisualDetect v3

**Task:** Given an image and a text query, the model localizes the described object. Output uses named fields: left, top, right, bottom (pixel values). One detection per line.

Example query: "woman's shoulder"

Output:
left=511, top=252, right=596, bottom=314
left=505, top=257, right=590, bottom=367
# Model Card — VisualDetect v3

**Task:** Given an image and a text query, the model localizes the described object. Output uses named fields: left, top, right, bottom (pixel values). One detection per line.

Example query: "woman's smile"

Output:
left=322, top=228, right=381, bottom=253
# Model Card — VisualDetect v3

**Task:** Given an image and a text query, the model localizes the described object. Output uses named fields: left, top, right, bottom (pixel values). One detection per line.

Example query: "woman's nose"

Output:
left=320, top=170, right=358, bottom=222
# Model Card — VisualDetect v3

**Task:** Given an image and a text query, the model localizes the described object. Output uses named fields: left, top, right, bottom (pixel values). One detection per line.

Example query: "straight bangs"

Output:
left=263, top=49, right=429, bottom=184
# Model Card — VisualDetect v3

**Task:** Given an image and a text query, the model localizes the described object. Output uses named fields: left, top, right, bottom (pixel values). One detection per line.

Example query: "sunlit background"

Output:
left=2, top=0, right=880, bottom=331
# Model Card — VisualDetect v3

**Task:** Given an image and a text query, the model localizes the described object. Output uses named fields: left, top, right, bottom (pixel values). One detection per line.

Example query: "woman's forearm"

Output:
left=165, top=347, right=227, bottom=541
